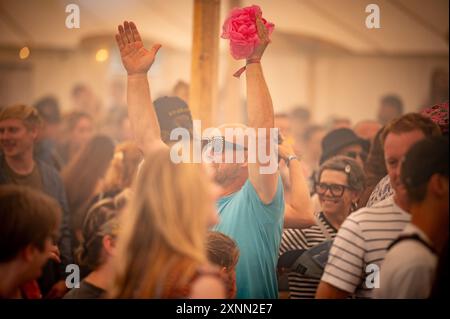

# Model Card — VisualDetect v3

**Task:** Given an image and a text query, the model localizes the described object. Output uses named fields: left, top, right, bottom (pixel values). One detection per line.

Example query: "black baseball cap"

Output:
left=320, top=128, right=370, bottom=164
left=154, top=96, right=193, bottom=144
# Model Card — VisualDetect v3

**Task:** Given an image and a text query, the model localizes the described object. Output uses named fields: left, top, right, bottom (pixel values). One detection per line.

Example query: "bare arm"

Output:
left=279, top=141, right=315, bottom=228
left=315, top=281, right=351, bottom=299
left=115, top=21, right=167, bottom=155
left=246, top=15, right=278, bottom=204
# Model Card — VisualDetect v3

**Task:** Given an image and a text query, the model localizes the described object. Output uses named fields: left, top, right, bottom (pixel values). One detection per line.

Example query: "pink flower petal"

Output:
left=222, top=5, right=275, bottom=60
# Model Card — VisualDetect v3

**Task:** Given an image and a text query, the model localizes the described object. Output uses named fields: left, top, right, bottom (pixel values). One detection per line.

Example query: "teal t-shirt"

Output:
left=214, top=176, right=284, bottom=299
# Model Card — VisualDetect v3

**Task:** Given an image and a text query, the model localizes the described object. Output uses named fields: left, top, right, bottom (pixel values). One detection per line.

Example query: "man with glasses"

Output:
left=115, top=17, right=284, bottom=299
left=316, top=113, right=441, bottom=299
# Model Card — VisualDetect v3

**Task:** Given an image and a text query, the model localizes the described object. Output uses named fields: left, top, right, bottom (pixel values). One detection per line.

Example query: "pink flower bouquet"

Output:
left=221, top=5, right=275, bottom=60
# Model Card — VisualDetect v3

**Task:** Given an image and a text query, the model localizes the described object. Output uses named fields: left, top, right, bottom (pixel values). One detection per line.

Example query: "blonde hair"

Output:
left=0, top=104, right=42, bottom=129
left=110, top=147, right=213, bottom=298
left=101, top=142, right=143, bottom=193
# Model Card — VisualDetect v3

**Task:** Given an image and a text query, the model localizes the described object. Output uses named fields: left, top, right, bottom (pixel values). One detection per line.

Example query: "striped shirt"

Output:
left=280, top=212, right=337, bottom=299
left=321, top=195, right=410, bottom=298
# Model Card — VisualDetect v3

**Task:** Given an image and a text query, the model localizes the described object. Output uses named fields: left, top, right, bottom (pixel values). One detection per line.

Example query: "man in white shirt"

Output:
left=376, top=136, right=448, bottom=299
left=316, top=113, right=441, bottom=298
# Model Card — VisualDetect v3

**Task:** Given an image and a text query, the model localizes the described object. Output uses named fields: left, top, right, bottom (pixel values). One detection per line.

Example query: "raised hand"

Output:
left=115, top=21, right=161, bottom=75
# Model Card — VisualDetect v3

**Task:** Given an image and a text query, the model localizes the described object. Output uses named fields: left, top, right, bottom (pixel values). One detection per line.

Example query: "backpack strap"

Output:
left=388, top=233, right=437, bottom=255
left=314, top=213, right=332, bottom=241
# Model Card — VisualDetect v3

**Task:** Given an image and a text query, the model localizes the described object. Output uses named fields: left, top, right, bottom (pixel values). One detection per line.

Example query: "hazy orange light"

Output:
left=19, top=46, right=30, bottom=59
left=95, top=49, right=109, bottom=62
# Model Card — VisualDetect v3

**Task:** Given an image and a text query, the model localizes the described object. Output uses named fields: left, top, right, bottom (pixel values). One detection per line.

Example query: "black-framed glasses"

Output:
left=315, top=182, right=350, bottom=198
left=344, top=151, right=367, bottom=162
left=201, top=136, right=248, bottom=154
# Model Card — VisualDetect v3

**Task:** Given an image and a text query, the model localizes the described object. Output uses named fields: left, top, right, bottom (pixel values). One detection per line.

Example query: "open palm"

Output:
left=115, top=21, right=161, bottom=75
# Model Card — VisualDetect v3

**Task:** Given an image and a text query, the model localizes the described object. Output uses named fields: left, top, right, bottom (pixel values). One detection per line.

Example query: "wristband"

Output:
left=285, top=155, right=298, bottom=167
left=233, top=58, right=261, bottom=78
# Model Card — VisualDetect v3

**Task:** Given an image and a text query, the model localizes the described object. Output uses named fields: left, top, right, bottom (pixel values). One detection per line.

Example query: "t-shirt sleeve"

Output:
left=240, top=174, right=285, bottom=224
left=320, top=216, right=366, bottom=294
left=279, top=229, right=309, bottom=255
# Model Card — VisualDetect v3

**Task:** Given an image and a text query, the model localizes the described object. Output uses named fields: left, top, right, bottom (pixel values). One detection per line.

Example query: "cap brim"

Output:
left=320, top=137, right=370, bottom=164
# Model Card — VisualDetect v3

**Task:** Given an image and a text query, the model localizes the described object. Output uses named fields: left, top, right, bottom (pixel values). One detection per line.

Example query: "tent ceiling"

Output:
left=0, top=0, right=448, bottom=55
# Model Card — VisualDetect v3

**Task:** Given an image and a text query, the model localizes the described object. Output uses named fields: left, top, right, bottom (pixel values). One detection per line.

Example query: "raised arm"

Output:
left=115, top=21, right=167, bottom=155
left=246, top=14, right=278, bottom=204
left=278, top=140, right=315, bottom=228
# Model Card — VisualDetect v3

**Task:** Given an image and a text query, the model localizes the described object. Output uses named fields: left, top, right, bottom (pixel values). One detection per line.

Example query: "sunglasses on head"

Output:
left=344, top=151, right=367, bottom=162
left=315, top=182, right=350, bottom=198
left=201, top=136, right=248, bottom=154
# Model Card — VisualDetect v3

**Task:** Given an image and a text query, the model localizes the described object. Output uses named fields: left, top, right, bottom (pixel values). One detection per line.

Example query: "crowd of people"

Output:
left=0, top=19, right=448, bottom=299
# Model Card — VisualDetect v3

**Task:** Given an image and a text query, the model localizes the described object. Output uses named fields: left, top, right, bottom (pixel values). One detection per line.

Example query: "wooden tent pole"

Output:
left=189, top=0, right=221, bottom=128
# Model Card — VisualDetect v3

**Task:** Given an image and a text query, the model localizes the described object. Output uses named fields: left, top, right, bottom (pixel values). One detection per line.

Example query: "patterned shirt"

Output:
left=366, top=175, right=393, bottom=207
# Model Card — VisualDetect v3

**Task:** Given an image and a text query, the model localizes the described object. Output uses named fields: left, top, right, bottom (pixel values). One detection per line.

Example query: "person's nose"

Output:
left=324, top=187, right=333, bottom=197
left=394, top=164, right=402, bottom=179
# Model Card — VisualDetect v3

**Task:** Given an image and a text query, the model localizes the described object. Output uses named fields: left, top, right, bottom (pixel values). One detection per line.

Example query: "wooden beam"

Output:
left=189, top=0, right=221, bottom=128
left=217, top=0, right=243, bottom=125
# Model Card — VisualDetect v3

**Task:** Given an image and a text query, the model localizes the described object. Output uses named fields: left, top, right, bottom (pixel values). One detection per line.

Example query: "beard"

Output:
left=214, top=163, right=242, bottom=187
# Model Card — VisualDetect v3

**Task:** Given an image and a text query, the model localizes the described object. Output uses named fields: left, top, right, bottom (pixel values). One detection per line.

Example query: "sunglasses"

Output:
left=201, top=136, right=248, bottom=154
left=344, top=151, right=367, bottom=162
left=315, top=182, right=350, bottom=198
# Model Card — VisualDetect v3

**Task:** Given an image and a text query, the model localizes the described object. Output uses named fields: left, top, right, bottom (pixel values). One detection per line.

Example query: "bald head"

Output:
left=354, top=120, right=382, bottom=141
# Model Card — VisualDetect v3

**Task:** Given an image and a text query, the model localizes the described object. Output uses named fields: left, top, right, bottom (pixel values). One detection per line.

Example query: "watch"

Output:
left=285, top=155, right=298, bottom=167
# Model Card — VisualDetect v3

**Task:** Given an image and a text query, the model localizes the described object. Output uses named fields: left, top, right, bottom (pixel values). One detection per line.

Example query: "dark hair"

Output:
left=317, top=156, right=366, bottom=193
left=358, top=127, right=388, bottom=207
left=381, top=113, right=441, bottom=144
left=401, top=136, right=449, bottom=203
left=76, top=198, right=119, bottom=270
left=381, top=95, right=404, bottom=115
left=62, top=135, right=115, bottom=231
left=206, top=231, right=239, bottom=269
left=365, top=127, right=387, bottom=184
left=34, top=96, right=61, bottom=124
left=0, top=185, right=61, bottom=262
